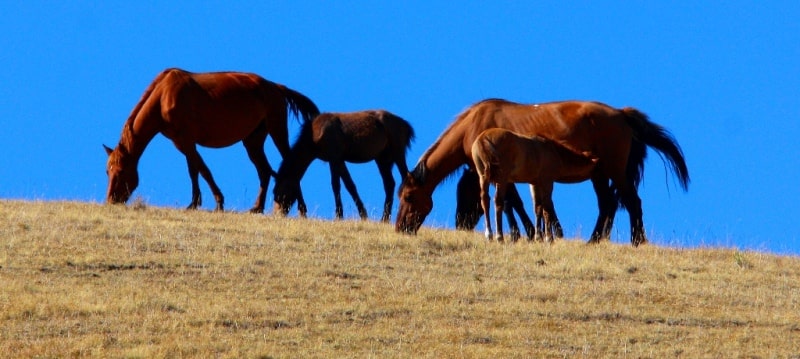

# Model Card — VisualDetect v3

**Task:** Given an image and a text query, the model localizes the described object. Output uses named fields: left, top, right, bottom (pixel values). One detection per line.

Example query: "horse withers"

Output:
left=273, top=110, right=415, bottom=222
left=104, top=68, right=319, bottom=212
left=472, top=128, right=598, bottom=242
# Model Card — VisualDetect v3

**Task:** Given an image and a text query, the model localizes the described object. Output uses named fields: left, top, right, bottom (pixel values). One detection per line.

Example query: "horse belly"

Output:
left=193, top=110, right=265, bottom=148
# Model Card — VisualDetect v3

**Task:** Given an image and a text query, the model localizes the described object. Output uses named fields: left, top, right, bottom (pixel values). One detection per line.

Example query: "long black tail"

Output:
left=277, top=84, right=320, bottom=123
left=622, top=107, right=690, bottom=196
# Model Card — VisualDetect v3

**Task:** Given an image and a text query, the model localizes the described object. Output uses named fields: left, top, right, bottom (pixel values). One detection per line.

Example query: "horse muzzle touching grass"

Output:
left=104, top=144, right=138, bottom=205
left=272, top=184, right=298, bottom=216
left=395, top=172, right=432, bottom=234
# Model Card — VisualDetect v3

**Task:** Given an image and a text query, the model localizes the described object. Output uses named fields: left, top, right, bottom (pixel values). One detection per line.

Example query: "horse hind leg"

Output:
left=493, top=183, right=508, bottom=242
left=588, top=176, right=618, bottom=244
left=337, top=162, right=368, bottom=220
left=477, top=174, right=493, bottom=240
left=329, top=162, right=345, bottom=219
left=376, top=159, right=395, bottom=222
left=617, top=183, right=647, bottom=246
left=243, top=129, right=273, bottom=213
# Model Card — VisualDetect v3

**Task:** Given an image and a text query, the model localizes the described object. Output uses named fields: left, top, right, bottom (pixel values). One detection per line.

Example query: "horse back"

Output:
left=153, top=69, right=287, bottom=147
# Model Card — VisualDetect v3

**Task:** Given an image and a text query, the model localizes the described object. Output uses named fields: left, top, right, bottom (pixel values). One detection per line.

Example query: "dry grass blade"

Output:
left=1, top=200, right=799, bottom=358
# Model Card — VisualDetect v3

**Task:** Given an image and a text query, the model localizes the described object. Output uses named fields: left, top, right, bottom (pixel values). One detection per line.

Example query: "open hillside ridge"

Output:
left=1, top=200, right=799, bottom=358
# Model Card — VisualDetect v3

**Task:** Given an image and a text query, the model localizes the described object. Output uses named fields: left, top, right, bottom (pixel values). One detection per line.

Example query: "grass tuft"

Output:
left=1, top=200, right=798, bottom=357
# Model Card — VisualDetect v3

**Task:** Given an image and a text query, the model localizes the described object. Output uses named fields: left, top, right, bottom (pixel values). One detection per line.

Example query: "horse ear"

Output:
left=404, top=170, right=422, bottom=185
left=103, top=144, right=114, bottom=156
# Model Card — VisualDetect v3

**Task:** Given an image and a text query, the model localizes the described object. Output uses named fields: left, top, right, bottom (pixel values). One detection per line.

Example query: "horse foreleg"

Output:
left=188, top=151, right=224, bottom=212
left=529, top=185, right=544, bottom=241
left=588, top=176, right=617, bottom=244
left=336, top=162, right=367, bottom=220
left=377, top=160, right=395, bottom=222
left=534, top=182, right=556, bottom=243
left=503, top=202, right=521, bottom=242
left=185, top=157, right=202, bottom=210
left=505, top=184, right=535, bottom=241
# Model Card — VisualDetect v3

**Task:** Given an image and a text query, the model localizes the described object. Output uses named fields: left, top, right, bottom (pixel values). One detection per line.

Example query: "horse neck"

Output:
left=116, top=108, right=161, bottom=163
left=278, top=143, right=317, bottom=183
left=416, top=139, right=467, bottom=194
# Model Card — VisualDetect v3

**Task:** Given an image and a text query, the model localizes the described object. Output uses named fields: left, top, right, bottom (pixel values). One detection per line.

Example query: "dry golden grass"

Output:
left=1, top=199, right=799, bottom=358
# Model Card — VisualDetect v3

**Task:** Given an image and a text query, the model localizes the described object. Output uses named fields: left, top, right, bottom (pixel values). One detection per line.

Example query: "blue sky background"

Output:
left=1, top=2, right=798, bottom=255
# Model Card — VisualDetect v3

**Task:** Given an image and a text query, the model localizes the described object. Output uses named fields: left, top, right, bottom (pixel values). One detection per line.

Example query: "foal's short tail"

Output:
left=622, top=107, right=690, bottom=192
left=277, top=85, right=321, bottom=123
left=473, top=136, right=501, bottom=181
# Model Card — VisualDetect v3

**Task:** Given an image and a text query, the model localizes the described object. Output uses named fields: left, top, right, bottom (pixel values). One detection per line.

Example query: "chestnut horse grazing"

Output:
left=456, top=169, right=536, bottom=241
left=104, top=68, right=319, bottom=212
left=273, top=110, right=415, bottom=222
left=472, top=128, right=598, bottom=242
left=396, top=99, right=689, bottom=247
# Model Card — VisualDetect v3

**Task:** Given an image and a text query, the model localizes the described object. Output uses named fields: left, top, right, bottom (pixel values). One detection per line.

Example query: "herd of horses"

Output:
left=105, top=68, right=690, bottom=247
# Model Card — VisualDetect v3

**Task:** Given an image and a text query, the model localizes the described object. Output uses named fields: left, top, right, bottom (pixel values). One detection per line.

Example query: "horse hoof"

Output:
left=484, top=229, right=493, bottom=240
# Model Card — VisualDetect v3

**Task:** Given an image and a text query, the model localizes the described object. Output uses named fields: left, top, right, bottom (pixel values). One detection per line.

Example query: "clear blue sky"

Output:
left=1, top=2, right=798, bottom=255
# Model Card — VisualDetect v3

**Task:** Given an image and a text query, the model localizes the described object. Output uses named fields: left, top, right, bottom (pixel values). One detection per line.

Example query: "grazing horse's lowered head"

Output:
left=104, top=144, right=138, bottom=204
left=396, top=168, right=433, bottom=234
left=272, top=179, right=301, bottom=216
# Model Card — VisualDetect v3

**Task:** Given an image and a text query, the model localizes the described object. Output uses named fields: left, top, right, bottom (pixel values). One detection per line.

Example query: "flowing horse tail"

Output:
left=621, top=107, right=690, bottom=208
left=276, top=84, right=320, bottom=124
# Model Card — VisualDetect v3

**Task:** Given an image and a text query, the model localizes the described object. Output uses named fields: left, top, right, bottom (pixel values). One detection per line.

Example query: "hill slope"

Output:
left=1, top=200, right=798, bottom=358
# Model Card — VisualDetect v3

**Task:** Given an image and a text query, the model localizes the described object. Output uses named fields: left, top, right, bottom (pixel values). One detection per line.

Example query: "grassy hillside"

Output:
left=1, top=200, right=798, bottom=358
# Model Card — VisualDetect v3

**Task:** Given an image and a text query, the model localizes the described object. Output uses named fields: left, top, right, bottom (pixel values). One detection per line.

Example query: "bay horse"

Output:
left=273, top=110, right=415, bottom=222
left=455, top=168, right=536, bottom=241
left=396, top=99, right=690, bottom=247
left=104, top=68, right=320, bottom=212
left=472, top=128, right=598, bottom=242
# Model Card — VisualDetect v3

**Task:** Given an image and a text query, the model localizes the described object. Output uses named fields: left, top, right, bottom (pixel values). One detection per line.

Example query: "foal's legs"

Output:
left=531, top=182, right=556, bottom=242
left=376, top=159, right=396, bottom=222
left=242, top=126, right=273, bottom=214
left=478, top=175, right=494, bottom=240
left=180, top=145, right=224, bottom=211
left=493, top=183, right=508, bottom=242
left=329, top=161, right=368, bottom=220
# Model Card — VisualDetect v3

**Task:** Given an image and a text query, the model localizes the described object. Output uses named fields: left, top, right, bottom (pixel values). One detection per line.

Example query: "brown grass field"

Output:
left=1, top=200, right=799, bottom=358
